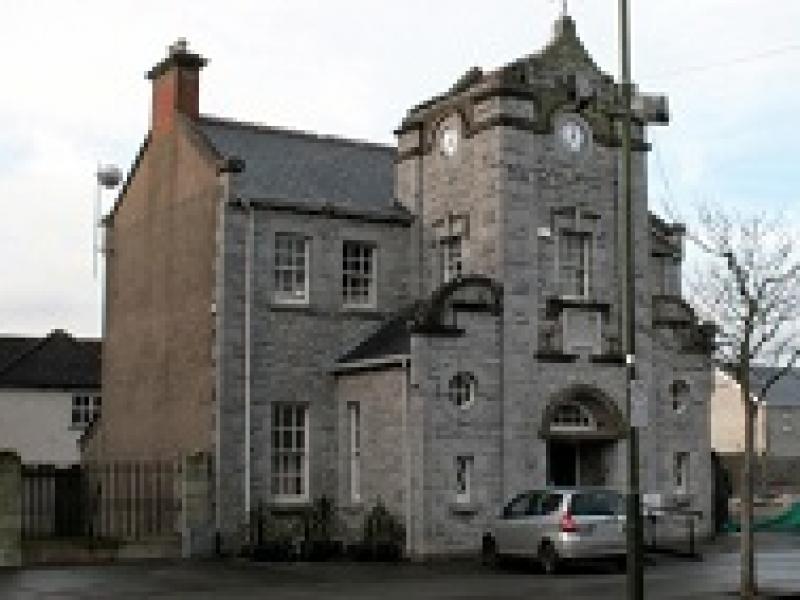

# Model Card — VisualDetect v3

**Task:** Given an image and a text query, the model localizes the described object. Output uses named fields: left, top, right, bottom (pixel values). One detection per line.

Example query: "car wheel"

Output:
left=538, top=542, right=560, bottom=575
left=481, top=534, right=499, bottom=567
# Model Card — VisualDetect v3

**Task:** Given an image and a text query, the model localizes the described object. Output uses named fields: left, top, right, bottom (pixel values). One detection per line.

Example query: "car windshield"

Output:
left=570, top=491, right=623, bottom=516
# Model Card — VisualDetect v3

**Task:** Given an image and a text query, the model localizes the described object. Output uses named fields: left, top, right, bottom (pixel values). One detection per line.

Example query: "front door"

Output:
left=548, top=441, right=577, bottom=486
left=548, top=441, right=609, bottom=487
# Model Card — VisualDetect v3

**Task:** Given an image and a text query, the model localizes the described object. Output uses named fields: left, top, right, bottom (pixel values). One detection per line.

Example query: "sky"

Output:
left=0, top=0, right=798, bottom=337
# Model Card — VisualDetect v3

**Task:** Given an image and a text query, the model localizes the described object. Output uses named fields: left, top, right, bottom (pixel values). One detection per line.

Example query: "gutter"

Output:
left=331, top=354, right=410, bottom=375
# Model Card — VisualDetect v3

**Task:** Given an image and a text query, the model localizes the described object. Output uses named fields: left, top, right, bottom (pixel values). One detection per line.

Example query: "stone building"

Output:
left=93, top=15, right=715, bottom=556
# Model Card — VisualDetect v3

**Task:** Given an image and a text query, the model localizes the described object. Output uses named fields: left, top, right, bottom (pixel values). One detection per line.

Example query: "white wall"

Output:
left=0, top=389, right=84, bottom=464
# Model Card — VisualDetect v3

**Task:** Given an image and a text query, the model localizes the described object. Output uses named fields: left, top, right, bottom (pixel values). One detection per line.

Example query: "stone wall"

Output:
left=409, top=309, right=502, bottom=556
left=214, top=201, right=411, bottom=550
left=334, top=367, right=407, bottom=542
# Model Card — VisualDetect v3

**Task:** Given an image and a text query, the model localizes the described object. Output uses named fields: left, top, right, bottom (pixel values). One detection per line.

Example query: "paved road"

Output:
left=2, top=535, right=799, bottom=599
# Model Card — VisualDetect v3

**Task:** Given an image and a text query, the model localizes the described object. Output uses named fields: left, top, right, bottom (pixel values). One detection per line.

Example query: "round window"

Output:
left=449, top=372, right=476, bottom=409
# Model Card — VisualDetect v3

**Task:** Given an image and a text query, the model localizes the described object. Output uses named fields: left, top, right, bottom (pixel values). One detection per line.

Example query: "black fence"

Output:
left=21, top=461, right=181, bottom=541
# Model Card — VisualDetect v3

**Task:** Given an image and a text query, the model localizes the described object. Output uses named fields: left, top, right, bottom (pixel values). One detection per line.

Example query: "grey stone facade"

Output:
left=211, top=15, right=715, bottom=556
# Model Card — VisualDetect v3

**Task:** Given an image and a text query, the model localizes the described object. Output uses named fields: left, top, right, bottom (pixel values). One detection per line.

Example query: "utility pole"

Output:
left=619, top=0, right=644, bottom=598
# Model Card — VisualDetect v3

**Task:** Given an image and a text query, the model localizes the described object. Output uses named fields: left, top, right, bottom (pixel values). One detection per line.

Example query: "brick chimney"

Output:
left=146, top=38, right=208, bottom=136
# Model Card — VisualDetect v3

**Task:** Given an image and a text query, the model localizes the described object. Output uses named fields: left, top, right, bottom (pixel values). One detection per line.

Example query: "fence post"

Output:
left=0, top=451, right=22, bottom=567
left=181, top=452, right=214, bottom=558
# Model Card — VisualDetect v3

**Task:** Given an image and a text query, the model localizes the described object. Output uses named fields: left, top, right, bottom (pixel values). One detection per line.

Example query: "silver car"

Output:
left=482, top=488, right=627, bottom=574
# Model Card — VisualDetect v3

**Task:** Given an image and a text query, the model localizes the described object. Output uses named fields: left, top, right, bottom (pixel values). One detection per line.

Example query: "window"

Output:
left=674, top=451, right=690, bottom=495
left=342, top=242, right=376, bottom=307
left=570, top=491, right=623, bottom=516
left=271, top=404, right=308, bottom=500
left=348, top=402, right=361, bottom=502
left=455, top=455, right=473, bottom=504
left=441, top=236, right=463, bottom=284
left=558, top=230, right=592, bottom=298
left=551, top=401, right=597, bottom=432
left=274, top=233, right=309, bottom=303
left=71, top=395, right=101, bottom=427
left=670, top=380, right=690, bottom=415
left=448, top=372, right=476, bottom=409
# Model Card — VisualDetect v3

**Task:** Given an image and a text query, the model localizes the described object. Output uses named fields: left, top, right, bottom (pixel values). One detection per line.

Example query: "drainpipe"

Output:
left=402, top=356, right=412, bottom=556
left=244, top=200, right=254, bottom=521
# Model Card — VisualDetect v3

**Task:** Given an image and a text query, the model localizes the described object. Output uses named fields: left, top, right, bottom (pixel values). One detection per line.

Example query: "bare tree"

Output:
left=683, top=204, right=800, bottom=599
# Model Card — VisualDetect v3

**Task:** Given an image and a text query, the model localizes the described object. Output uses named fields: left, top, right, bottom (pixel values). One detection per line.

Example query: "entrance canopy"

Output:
left=540, top=384, right=625, bottom=441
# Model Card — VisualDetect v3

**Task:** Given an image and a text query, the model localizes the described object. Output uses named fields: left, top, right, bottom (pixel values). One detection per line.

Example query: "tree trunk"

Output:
left=741, top=355, right=756, bottom=598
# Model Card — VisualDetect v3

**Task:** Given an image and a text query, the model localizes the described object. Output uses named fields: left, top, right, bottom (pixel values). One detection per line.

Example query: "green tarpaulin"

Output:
left=724, top=502, right=800, bottom=533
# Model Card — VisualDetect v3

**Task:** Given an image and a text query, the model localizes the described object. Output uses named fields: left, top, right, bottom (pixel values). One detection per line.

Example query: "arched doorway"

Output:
left=540, top=386, right=625, bottom=487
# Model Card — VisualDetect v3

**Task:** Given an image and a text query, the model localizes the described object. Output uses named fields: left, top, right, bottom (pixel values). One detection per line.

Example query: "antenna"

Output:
left=93, top=164, right=122, bottom=279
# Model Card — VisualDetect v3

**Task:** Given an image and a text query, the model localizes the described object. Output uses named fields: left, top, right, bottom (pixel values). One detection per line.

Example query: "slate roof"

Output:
left=338, top=311, right=412, bottom=364
left=0, top=330, right=101, bottom=390
left=194, top=116, right=398, bottom=213
left=751, top=366, right=800, bottom=407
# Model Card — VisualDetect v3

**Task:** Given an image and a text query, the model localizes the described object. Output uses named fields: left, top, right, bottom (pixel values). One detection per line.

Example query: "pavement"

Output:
left=1, top=533, right=799, bottom=599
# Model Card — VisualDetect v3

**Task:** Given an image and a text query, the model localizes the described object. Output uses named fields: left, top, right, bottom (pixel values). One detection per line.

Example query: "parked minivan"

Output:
left=482, top=488, right=626, bottom=574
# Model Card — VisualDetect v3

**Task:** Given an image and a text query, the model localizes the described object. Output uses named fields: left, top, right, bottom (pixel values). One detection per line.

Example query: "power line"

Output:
left=648, top=42, right=800, bottom=80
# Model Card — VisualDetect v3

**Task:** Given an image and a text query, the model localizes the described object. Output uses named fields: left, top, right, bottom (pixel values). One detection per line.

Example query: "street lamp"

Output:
left=94, top=164, right=122, bottom=336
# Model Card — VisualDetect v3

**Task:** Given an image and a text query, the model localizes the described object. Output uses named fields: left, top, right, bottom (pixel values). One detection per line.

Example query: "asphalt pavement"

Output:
left=1, top=533, right=799, bottom=599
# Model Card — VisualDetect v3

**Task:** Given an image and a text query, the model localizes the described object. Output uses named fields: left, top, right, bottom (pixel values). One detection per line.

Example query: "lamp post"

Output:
left=618, top=1, right=644, bottom=598
left=94, top=164, right=122, bottom=335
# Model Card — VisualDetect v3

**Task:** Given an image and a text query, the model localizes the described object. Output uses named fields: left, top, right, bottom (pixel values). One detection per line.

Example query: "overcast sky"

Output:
left=1, top=0, right=798, bottom=337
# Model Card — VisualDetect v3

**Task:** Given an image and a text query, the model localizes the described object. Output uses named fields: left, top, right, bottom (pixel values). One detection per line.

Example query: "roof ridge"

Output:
left=197, top=114, right=396, bottom=154
left=0, top=333, right=55, bottom=379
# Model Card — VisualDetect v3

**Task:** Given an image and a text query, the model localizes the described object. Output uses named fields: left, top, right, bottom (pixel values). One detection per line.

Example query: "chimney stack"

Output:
left=146, top=38, right=208, bottom=137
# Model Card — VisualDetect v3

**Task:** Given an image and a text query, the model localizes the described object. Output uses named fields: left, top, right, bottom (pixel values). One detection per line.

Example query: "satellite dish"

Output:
left=96, top=164, right=122, bottom=189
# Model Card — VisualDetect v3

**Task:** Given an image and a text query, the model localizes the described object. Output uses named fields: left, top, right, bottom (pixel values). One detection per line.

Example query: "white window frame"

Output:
left=455, top=455, right=473, bottom=504
left=674, top=451, right=690, bottom=495
left=273, top=233, right=310, bottom=304
left=342, top=241, right=377, bottom=308
left=556, top=229, right=592, bottom=299
left=448, top=372, right=477, bottom=410
left=271, top=403, right=310, bottom=502
left=71, top=394, right=101, bottom=428
left=441, top=235, right=463, bottom=284
left=348, top=402, right=361, bottom=503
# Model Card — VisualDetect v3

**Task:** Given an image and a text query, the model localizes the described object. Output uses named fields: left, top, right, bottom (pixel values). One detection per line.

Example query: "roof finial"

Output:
left=562, top=0, right=569, bottom=16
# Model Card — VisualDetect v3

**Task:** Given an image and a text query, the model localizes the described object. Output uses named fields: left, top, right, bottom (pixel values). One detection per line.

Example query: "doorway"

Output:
left=547, top=441, right=607, bottom=487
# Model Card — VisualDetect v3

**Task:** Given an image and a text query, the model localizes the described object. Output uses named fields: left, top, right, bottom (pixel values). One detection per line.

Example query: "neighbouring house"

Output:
left=711, top=366, right=800, bottom=495
left=88, top=14, right=715, bottom=557
left=0, top=330, right=101, bottom=464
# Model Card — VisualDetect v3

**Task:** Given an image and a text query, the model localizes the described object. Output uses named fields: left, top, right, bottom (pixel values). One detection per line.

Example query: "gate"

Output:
left=21, top=464, right=85, bottom=538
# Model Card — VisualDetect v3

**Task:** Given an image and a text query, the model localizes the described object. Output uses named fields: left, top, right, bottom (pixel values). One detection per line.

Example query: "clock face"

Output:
left=441, top=127, right=458, bottom=157
left=560, top=121, right=586, bottom=153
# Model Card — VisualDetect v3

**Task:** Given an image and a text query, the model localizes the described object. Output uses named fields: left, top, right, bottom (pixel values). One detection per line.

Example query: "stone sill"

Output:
left=268, top=501, right=311, bottom=515
left=449, top=502, right=479, bottom=516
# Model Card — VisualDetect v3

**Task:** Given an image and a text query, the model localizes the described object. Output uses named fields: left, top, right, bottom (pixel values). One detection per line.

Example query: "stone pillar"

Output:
left=181, top=452, right=214, bottom=558
left=0, top=451, right=22, bottom=567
